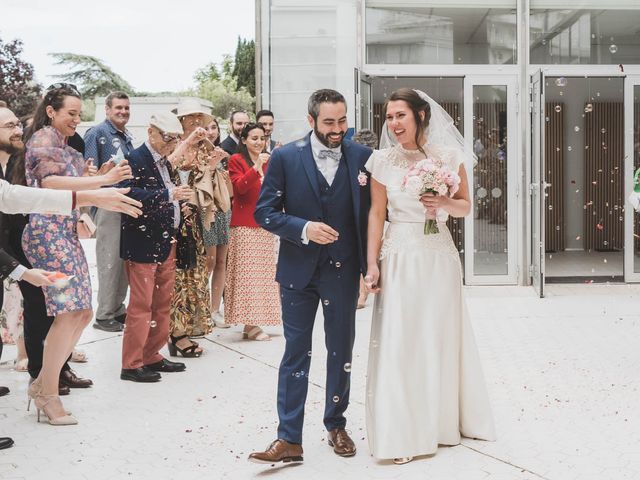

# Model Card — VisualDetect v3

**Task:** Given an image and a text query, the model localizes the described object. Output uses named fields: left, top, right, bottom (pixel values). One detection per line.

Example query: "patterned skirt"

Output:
left=202, top=209, right=231, bottom=247
left=224, top=227, right=281, bottom=326
left=170, top=217, right=212, bottom=336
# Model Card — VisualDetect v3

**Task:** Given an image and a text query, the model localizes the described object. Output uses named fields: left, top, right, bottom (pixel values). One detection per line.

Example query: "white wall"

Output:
left=77, top=96, right=214, bottom=147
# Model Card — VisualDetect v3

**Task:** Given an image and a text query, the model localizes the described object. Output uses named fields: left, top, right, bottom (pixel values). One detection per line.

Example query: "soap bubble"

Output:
left=555, top=77, right=567, bottom=87
left=609, top=44, right=618, bottom=54
left=554, top=105, right=562, bottom=113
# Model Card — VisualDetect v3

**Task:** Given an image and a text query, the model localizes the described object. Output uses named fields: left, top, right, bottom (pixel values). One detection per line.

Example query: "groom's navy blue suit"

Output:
left=255, top=132, right=371, bottom=444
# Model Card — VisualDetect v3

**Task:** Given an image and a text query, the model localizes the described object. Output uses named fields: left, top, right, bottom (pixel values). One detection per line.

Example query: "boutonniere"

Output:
left=357, top=170, right=368, bottom=187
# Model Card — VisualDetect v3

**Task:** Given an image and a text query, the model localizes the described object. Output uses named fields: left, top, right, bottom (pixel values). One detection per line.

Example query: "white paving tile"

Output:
left=2, top=252, right=640, bottom=479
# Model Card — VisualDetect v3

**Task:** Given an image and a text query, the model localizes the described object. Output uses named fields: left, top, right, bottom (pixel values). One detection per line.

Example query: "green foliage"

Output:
left=191, top=52, right=255, bottom=120
left=49, top=53, right=135, bottom=98
left=232, top=37, right=255, bottom=97
left=0, top=37, right=42, bottom=117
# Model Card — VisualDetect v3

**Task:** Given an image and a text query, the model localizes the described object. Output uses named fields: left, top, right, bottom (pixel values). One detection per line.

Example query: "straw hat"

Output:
left=172, top=98, right=213, bottom=122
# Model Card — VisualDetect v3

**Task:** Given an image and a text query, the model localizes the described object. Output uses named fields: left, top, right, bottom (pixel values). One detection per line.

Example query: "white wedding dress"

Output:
left=365, top=144, right=496, bottom=460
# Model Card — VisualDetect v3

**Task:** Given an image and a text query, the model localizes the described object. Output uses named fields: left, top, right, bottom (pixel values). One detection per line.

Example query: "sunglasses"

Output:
left=46, top=83, right=81, bottom=96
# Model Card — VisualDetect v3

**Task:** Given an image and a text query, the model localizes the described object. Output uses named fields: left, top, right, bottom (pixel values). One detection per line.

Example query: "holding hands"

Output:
left=364, top=266, right=381, bottom=294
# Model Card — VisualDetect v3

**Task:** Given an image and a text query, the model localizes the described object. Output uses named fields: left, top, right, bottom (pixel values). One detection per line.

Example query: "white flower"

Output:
left=404, top=176, right=424, bottom=197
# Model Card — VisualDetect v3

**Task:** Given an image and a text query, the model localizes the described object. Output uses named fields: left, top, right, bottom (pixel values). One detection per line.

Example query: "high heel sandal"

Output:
left=168, top=335, right=203, bottom=358
left=27, top=381, right=71, bottom=415
left=392, top=457, right=414, bottom=465
left=34, top=394, right=77, bottom=425
left=243, top=326, right=270, bottom=341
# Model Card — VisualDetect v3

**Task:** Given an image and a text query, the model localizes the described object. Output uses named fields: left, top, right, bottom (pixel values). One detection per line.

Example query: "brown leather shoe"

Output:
left=328, top=428, right=356, bottom=457
left=59, top=369, right=93, bottom=388
left=248, top=439, right=303, bottom=464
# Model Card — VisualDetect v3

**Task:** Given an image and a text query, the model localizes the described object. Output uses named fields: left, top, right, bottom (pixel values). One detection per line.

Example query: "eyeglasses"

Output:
left=0, top=122, right=23, bottom=131
left=159, top=132, right=180, bottom=143
left=46, top=83, right=81, bottom=96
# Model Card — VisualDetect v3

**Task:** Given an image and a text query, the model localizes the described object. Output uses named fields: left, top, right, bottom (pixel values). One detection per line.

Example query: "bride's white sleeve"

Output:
left=364, top=149, right=389, bottom=186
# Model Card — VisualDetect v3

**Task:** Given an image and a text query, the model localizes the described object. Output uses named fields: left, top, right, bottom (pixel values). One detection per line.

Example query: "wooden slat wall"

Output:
left=473, top=102, right=507, bottom=254
left=584, top=102, right=624, bottom=251
left=545, top=102, right=565, bottom=252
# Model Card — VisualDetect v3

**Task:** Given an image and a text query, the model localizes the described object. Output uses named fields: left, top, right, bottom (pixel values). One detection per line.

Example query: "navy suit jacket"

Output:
left=120, top=143, right=177, bottom=263
left=220, top=136, right=238, bottom=156
left=254, top=133, right=371, bottom=289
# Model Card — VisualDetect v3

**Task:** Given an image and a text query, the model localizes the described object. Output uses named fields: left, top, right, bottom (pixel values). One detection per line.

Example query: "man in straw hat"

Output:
left=119, top=112, right=193, bottom=383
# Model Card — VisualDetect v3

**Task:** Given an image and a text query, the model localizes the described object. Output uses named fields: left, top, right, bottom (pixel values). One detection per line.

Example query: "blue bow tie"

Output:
left=318, top=149, right=341, bottom=161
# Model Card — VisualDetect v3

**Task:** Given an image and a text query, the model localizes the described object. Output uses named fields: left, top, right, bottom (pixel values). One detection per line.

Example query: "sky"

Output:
left=1, top=0, right=256, bottom=93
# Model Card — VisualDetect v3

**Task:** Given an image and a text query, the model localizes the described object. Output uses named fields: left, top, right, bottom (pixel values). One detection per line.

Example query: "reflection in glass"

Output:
left=530, top=8, right=640, bottom=64
left=365, top=2, right=517, bottom=65
left=473, top=85, right=508, bottom=275
left=634, top=86, right=640, bottom=273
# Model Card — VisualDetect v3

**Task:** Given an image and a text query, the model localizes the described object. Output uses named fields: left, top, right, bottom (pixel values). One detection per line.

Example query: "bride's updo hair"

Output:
left=385, top=88, right=431, bottom=154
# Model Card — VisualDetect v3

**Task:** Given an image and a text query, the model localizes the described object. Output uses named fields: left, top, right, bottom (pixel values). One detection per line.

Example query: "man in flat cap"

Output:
left=119, top=112, right=193, bottom=383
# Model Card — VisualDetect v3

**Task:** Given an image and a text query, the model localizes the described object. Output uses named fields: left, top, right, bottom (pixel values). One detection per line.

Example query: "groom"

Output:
left=249, top=89, right=371, bottom=464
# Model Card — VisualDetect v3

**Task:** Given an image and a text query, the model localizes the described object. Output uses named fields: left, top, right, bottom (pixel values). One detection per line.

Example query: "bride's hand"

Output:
left=420, top=192, right=449, bottom=211
left=364, top=267, right=381, bottom=294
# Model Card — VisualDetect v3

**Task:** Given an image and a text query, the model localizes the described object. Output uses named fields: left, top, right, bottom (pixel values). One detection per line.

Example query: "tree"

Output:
left=0, top=37, right=42, bottom=117
left=49, top=53, right=135, bottom=98
left=232, top=37, right=255, bottom=97
left=192, top=55, right=254, bottom=120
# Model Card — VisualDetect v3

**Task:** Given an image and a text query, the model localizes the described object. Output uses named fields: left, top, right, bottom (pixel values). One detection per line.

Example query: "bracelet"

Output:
left=72, top=191, right=77, bottom=210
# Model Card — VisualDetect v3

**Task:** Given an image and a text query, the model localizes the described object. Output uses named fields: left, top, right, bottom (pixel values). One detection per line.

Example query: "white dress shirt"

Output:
left=301, top=133, right=344, bottom=244
left=145, top=142, right=180, bottom=229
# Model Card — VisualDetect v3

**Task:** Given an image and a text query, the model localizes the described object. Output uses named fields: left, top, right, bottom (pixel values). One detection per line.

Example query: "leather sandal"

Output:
left=242, top=326, right=270, bottom=341
left=168, top=335, right=203, bottom=358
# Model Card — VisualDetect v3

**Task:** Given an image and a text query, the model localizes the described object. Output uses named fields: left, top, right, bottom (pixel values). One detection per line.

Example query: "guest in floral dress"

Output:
left=225, top=123, right=281, bottom=341
left=168, top=99, right=229, bottom=356
left=201, top=117, right=232, bottom=328
left=22, top=86, right=133, bottom=425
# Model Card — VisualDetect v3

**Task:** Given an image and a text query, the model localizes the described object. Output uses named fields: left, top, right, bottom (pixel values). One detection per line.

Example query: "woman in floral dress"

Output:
left=168, top=103, right=229, bottom=356
left=22, top=85, right=132, bottom=425
left=225, top=123, right=281, bottom=340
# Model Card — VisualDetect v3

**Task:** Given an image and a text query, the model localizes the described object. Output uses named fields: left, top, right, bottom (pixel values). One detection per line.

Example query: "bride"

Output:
left=364, top=88, right=496, bottom=464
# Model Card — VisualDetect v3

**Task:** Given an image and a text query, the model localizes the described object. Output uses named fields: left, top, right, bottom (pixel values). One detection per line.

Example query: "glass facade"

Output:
left=530, top=5, right=640, bottom=65
left=262, top=0, right=640, bottom=285
left=365, top=1, right=517, bottom=65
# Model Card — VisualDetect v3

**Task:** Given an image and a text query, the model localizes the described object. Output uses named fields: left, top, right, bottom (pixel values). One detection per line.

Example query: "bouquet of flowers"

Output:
left=402, top=158, right=461, bottom=235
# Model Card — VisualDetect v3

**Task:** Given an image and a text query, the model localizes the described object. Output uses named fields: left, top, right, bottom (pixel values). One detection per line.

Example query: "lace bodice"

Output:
left=365, top=143, right=462, bottom=224
left=365, top=144, right=463, bottom=260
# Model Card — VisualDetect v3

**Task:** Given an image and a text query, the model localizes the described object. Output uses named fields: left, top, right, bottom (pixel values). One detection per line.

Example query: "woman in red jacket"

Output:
left=225, top=123, right=281, bottom=340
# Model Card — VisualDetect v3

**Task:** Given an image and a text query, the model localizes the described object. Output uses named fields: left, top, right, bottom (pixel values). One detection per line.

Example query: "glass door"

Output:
left=530, top=70, right=545, bottom=297
left=464, top=75, right=519, bottom=285
left=624, top=75, right=640, bottom=282
left=354, top=68, right=373, bottom=132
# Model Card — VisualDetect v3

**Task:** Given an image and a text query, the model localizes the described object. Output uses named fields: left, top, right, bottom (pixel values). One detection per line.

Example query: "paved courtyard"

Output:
left=1, top=242, right=640, bottom=479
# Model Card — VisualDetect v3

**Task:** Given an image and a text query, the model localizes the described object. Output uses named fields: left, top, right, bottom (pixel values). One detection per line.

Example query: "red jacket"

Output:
left=228, top=153, right=268, bottom=228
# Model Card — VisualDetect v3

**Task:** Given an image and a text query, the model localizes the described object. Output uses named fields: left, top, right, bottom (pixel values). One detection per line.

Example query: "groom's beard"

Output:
left=314, top=127, right=344, bottom=149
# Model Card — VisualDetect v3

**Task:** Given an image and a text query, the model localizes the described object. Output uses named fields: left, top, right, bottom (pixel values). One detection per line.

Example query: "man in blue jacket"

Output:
left=119, top=112, right=192, bottom=383
left=250, top=89, right=371, bottom=464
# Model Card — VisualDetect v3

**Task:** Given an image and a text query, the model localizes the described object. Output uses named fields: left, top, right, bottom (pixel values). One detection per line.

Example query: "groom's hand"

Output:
left=307, top=222, right=339, bottom=245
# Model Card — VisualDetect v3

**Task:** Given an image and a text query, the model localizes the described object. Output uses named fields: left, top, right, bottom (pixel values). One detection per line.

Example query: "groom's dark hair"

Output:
left=308, top=89, right=346, bottom=121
